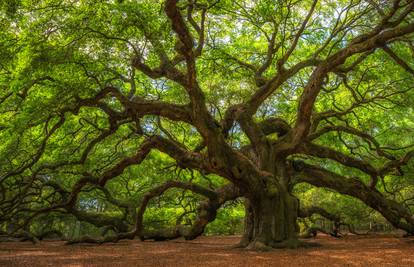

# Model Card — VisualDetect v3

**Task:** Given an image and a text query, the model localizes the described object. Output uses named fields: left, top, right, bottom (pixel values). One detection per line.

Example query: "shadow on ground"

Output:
left=1, top=234, right=414, bottom=266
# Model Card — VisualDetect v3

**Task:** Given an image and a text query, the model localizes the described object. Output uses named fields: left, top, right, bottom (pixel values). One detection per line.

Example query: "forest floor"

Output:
left=0, top=234, right=414, bottom=266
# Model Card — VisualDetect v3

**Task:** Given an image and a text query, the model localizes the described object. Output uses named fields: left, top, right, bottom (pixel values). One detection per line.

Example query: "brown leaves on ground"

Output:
left=1, top=234, right=413, bottom=266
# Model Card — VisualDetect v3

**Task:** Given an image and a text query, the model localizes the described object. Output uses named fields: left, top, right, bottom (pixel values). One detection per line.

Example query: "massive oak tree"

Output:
left=1, top=0, right=414, bottom=249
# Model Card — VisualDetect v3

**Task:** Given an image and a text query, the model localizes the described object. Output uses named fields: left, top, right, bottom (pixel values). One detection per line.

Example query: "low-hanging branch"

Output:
left=1, top=0, right=414, bottom=250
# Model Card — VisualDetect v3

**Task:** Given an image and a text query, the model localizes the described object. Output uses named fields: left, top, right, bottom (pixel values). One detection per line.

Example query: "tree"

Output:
left=1, top=0, right=414, bottom=250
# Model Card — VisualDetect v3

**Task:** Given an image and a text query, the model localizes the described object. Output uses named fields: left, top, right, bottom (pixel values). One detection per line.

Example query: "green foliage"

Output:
left=0, top=0, right=413, bottom=238
left=205, top=202, right=245, bottom=235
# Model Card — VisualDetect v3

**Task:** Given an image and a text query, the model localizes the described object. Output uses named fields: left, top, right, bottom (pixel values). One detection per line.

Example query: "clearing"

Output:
left=0, top=235, right=413, bottom=266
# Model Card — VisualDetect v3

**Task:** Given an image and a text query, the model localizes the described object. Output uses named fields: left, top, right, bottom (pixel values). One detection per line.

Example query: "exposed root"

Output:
left=231, top=238, right=250, bottom=249
left=272, top=239, right=321, bottom=249
left=237, top=238, right=321, bottom=251
left=245, top=240, right=272, bottom=252
left=271, top=239, right=300, bottom=249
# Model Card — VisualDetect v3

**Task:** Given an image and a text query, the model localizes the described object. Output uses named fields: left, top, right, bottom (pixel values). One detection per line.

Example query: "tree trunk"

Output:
left=239, top=189, right=300, bottom=250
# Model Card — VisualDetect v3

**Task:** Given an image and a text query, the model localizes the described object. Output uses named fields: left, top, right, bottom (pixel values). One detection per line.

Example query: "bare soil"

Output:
left=0, top=234, right=413, bottom=266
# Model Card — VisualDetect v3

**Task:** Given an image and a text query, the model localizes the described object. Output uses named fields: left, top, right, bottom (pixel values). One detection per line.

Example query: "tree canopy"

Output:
left=1, top=0, right=414, bottom=249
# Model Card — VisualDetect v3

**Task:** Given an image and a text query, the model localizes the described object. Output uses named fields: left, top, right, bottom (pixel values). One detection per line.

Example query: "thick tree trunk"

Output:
left=239, top=189, right=300, bottom=250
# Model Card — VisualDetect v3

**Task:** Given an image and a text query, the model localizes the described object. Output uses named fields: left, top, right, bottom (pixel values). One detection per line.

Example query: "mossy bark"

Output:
left=239, top=189, right=300, bottom=250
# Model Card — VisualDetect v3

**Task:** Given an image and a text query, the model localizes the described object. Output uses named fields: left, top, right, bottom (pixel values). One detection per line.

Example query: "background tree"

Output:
left=1, top=0, right=414, bottom=250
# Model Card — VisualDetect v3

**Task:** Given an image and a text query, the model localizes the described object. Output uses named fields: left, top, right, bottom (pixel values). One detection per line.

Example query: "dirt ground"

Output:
left=0, top=234, right=413, bottom=267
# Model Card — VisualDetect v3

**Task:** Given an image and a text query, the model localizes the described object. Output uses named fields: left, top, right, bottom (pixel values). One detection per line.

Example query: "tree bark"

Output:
left=297, top=163, right=414, bottom=235
left=239, top=188, right=300, bottom=250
